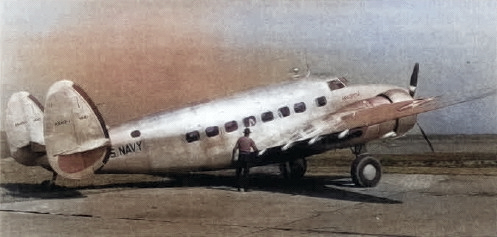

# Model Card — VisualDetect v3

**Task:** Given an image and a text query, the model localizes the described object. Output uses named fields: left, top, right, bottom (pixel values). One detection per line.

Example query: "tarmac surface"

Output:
left=1, top=169, right=497, bottom=236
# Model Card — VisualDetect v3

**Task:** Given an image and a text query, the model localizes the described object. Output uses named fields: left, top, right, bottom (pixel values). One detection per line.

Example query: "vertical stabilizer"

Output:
left=5, top=92, right=47, bottom=166
left=44, top=80, right=110, bottom=179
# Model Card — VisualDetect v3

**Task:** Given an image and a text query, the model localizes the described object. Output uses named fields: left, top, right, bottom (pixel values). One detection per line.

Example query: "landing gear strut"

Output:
left=41, top=172, right=58, bottom=190
left=279, top=158, right=307, bottom=180
left=350, top=145, right=381, bottom=187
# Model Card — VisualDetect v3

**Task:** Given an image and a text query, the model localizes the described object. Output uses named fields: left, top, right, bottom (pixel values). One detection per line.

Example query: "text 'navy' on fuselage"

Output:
left=110, top=141, right=143, bottom=158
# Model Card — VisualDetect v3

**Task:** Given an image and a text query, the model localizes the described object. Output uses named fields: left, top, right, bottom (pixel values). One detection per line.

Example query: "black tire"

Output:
left=41, top=180, right=55, bottom=191
left=279, top=158, right=307, bottom=180
left=351, top=155, right=382, bottom=187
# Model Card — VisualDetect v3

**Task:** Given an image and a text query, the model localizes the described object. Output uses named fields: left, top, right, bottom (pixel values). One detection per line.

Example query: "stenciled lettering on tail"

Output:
left=110, top=141, right=143, bottom=158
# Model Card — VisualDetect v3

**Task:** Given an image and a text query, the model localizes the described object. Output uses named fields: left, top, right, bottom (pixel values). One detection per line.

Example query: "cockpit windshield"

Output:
left=327, top=77, right=348, bottom=91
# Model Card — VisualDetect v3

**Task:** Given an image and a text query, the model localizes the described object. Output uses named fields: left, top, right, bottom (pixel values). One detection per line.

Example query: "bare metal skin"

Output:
left=101, top=78, right=408, bottom=174
left=5, top=64, right=496, bottom=186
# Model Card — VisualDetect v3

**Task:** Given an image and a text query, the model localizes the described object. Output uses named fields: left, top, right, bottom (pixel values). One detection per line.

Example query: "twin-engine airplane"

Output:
left=5, top=63, right=496, bottom=188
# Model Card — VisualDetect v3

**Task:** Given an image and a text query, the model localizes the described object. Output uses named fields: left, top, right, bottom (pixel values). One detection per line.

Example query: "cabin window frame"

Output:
left=294, top=102, right=307, bottom=113
left=205, top=126, right=220, bottom=137
left=186, top=130, right=200, bottom=143
left=224, top=120, right=239, bottom=133
left=130, top=130, right=141, bottom=138
left=243, top=116, right=257, bottom=127
left=315, top=96, right=327, bottom=107
left=278, top=106, right=290, bottom=117
left=261, top=111, right=274, bottom=122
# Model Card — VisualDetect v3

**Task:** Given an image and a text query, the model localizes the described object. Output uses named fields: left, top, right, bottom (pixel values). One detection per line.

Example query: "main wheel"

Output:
left=351, top=155, right=382, bottom=187
left=279, top=158, right=307, bottom=180
left=40, top=179, right=56, bottom=191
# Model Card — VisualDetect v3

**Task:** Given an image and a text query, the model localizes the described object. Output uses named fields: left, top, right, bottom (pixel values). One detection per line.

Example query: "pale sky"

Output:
left=2, top=0, right=496, bottom=134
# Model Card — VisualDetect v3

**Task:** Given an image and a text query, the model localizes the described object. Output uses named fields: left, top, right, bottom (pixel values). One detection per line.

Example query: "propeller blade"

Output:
left=417, top=122, right=434, bottom=152
left=409, top=63, right=419, bottom=97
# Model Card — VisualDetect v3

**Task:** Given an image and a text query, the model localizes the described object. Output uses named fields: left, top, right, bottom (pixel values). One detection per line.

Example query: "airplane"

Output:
left=4, top=63, right=496, bottom=188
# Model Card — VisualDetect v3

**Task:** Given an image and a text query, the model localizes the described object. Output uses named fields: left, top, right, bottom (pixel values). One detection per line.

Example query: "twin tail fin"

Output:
left=43, top=80, right=111, bottom=179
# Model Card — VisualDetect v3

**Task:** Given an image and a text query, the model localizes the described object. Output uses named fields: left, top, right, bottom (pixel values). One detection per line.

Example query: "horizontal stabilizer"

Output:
left=44, top=80, right=110, bottom=179
left=5, top=92, right=48, bottom=166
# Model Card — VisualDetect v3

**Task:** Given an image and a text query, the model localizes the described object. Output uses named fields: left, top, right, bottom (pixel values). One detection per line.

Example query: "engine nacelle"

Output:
left=338, top=89, right=417, bottom=145
left=380, top=89, right=417, bottom=136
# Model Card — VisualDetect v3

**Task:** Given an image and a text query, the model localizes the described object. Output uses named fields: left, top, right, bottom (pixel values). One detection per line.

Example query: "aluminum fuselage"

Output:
left=100, top=77, right=405, bottom=174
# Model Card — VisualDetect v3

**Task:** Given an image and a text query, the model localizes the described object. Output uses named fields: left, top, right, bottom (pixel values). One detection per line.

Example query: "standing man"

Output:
left=233, top=128, right=258, bottom=192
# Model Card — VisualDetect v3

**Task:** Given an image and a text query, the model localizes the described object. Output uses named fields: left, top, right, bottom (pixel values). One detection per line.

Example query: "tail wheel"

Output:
left=351, top=155, right=382, bottom=187
left=279, top=158, right=307, bottom=180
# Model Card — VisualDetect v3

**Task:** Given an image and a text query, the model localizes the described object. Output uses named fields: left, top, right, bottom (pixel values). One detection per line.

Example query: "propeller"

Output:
left=408, top=62, right=435, bottom=152
left=409, top=62, right=419, bottom=97
left=417, top=122, right=435, bottom=152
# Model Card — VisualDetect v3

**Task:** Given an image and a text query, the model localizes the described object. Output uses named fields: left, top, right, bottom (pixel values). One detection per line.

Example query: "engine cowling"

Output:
left=380, top=89, right=417, bottom=135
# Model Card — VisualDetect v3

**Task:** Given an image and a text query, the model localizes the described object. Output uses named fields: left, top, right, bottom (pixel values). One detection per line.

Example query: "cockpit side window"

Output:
left=327, top=79, right=346, bottom=91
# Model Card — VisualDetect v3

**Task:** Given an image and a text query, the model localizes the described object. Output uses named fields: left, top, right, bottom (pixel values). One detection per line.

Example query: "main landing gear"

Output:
left=40, top=172, right=58, bottom=190
left=350, top=145, right=382, bottom=187
left=279, top=157, right=307, bottom=180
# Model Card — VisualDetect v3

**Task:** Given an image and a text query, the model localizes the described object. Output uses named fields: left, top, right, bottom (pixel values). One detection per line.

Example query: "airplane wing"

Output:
left=329, top=87, right=496, bottom=134
left=271, top=87, right=496, bottom=152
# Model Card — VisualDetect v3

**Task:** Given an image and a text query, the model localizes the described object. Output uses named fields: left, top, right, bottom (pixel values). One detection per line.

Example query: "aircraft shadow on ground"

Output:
left=3, top=173, right=400, bottom=204
left=1, top=183, right=85, bottom=200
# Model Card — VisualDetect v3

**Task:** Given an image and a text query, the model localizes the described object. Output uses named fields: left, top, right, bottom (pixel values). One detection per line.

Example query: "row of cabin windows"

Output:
left=185, top=96, right=327, bottom=143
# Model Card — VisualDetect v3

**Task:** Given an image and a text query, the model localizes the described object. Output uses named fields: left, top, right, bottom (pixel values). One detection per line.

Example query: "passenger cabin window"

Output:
left=328, top=80, right=345, bottom=91
left=261, top=111, right=274, bottom=122
left=315, top=96, right=327, bottom=107
left=224, top=120, right=238, bottom=133
left=294, top=102, right=306, bottom=113
left=205, top=126, right=219, bottom=137
left=186, top=131, right=200, bottom=143
left=130, top=130, right=141, bottom=138
left=278, top=106, right=290, bottom=117
left=243, top=116, right=256, bottom=127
